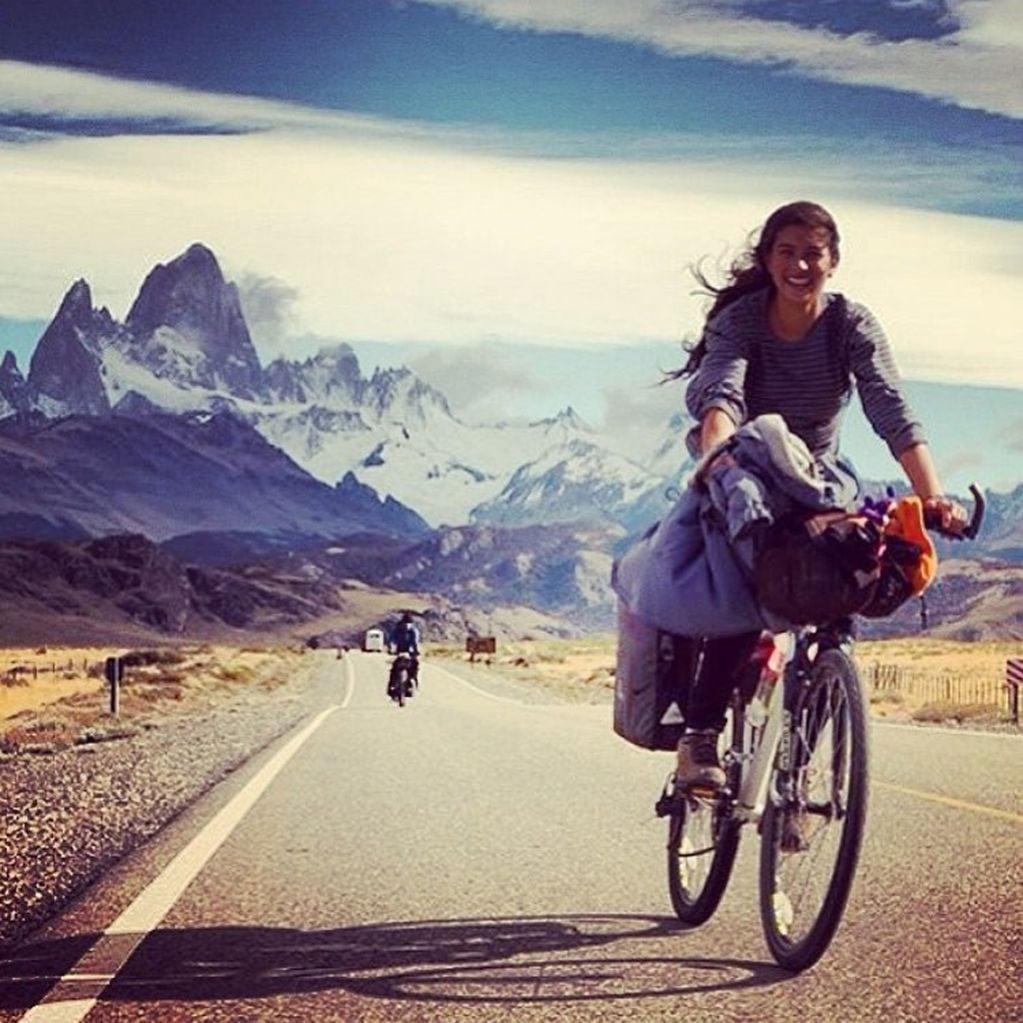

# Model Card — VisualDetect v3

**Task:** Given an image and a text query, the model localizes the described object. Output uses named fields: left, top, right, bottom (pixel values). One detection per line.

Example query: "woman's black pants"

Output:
left=673, top=630, right=761, bottom=733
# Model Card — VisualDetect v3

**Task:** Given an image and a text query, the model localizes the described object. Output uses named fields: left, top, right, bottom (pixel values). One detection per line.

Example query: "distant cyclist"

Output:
left=388, top=612, right=421, bottom=692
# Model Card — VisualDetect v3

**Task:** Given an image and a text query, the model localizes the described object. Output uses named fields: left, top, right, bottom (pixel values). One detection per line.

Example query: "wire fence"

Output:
left=865, top=661, right=1011, bottom=711
left=2, top=658, right=94, bottom=683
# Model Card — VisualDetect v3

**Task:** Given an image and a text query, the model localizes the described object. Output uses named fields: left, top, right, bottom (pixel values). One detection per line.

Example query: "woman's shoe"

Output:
left=675, top=729, right=726, bottom=791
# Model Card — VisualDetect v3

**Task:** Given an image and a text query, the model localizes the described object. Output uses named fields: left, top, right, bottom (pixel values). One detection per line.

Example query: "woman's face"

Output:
left=764, top=224, right=837, bottom=307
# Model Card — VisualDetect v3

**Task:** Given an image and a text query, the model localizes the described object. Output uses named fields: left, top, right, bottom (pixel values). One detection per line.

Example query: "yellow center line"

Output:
left=875, top=780, right=1023, bottom=824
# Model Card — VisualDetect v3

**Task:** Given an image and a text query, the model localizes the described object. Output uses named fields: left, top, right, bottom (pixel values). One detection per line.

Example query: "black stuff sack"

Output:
left=613, top=602, right=692, bottom=751
left=754, top=512, right=883, bottom=627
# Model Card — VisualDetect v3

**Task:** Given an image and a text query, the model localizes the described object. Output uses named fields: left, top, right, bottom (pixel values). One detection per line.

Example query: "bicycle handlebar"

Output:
left=922, top=483, right=984, bottom=540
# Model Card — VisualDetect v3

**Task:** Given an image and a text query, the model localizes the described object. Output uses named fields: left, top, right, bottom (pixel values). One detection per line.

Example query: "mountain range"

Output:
left=1, top=243, right=1020, bottom=639
left=1, top=244, right=680, bottom=531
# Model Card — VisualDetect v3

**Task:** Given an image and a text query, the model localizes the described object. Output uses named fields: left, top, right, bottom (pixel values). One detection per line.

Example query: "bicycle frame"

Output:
left=732, top=682, right=785, bottom=826
left=730, top=623, right=851, bottom=827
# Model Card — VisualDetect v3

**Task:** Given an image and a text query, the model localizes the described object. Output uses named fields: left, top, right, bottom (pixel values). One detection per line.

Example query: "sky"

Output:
left=0, top=0, right=1021, bottom=488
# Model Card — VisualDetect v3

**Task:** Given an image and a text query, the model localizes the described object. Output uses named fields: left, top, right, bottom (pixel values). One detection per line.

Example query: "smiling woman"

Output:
left=686, top=201, right=971, bottom=519
left=648, top=198, right=968, bottom=790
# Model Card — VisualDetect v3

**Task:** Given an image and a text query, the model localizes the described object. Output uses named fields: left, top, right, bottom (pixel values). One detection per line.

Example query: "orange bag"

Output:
left=858, top=495, right=938, bottom=619
left=885, top=496, right=937, bottom=595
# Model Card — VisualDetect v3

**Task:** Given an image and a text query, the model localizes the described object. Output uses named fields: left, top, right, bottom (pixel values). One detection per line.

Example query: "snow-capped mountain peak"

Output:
left=14, top=242, right=684, bottom=532
left=123, top=243, right=265, bottom=398
left=470, top=435, right=672, bottom=531
left=27, top=278, right=119, bottom=417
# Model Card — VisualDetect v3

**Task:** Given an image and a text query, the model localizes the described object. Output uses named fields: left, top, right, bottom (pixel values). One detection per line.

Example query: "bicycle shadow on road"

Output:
left=0, top=913, right=791, bottom=1010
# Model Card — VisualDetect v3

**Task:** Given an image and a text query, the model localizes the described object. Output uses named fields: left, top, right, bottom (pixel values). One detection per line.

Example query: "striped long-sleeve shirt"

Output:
left=684, top=288, right=925, bottom=463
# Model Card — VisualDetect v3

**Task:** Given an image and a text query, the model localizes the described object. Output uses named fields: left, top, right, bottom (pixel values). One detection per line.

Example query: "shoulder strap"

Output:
left=828, top=294, right=850, bottom=390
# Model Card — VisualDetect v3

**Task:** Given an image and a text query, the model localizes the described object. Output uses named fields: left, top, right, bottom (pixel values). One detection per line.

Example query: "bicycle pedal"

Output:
left=655, top=774, right=684, bottom=816
left=654, top=792, right=680, bottom=817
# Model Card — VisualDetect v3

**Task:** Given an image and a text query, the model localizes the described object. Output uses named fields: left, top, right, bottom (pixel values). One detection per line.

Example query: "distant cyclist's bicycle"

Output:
left=388, top=653, right=414, bottom=708
left=657, top=486, right=983, bottom=971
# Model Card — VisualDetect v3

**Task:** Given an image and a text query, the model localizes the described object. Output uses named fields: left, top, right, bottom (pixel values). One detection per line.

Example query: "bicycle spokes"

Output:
left=759, top=649, right=868, bottom=971
left=667, top=704, right=744, bottom=926
left=795, top=683, right=850, bottom=826
left=777, top=686, right=849, bottom=894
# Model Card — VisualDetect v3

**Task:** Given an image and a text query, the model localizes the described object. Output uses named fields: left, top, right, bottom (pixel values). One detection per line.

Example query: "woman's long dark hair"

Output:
left=669, top=200, right=841, bottom=379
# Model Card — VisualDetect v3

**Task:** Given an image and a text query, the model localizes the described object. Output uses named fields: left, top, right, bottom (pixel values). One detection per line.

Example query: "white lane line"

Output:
left=20, top=1002, right=96, bottom=1023
left=19, top=703, right=340, bottom=1023
left=341, top=653, right=355, bottom=708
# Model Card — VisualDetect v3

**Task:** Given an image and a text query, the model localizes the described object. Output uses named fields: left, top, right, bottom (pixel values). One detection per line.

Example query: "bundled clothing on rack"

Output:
left=611, top=413, right=862, bottom=637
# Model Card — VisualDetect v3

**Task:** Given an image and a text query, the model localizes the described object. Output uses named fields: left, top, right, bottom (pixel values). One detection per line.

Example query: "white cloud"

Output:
left=952, top=0, right=1023, bottom=48
left=408, top=343, right=549, bottom=421
left=235, top=273, right=301, bottom=351
left=0, top=66, right=1019, bottom=391
left=414, top=0, right=1023, bottom=118
left=0, top=58, right=538, bottom=146
left=0, top=59, right=275, bottom=129
left=833, top=201, right=1023, bottom=387
left=601, top=378, right=679, bottom=441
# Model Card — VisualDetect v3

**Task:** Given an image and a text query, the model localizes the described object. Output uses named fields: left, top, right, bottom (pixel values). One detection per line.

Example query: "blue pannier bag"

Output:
left=613, top=603, right=691, bottom=751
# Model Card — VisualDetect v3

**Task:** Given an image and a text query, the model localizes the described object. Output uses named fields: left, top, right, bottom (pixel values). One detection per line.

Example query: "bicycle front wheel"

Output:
left=759, top=648, right=868, bottom=971
left=667, top=699, right=743, bottom=925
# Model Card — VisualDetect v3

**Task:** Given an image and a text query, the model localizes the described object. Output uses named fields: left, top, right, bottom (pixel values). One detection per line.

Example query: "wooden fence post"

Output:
left=105, top=656, right=123, bottom=716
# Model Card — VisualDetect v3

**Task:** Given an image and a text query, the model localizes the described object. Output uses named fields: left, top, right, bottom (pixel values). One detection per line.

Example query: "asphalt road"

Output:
left=2, top=650, right=1020, bottom=1022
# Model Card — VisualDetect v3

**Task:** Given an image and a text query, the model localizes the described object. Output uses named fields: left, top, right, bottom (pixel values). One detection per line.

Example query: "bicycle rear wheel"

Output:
left=759, top=647, right=868, bottom=971
left=667, top=699, right=743, bottom=925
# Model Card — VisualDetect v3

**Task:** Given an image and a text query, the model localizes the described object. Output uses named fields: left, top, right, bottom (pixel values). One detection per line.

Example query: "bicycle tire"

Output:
left=758, top=647, right=868, bottom=971
left=667, top=697, right=743, bottom=925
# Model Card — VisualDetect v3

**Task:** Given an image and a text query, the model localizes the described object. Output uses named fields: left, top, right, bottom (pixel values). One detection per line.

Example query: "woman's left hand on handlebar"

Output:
left=924, top=495, right=969, bottom=535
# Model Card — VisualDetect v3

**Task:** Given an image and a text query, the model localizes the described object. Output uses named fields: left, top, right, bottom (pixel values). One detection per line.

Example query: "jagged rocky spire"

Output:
left=27, top=279, right=113, bottom=416
left=0, top=350, right=31, bottom=416
left=126, top=243, right=266, bottom=399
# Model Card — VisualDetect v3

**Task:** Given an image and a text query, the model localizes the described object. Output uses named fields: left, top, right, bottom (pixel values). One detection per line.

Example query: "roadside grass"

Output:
left=911, top=701, right=1004, bottom=725
left=0, top=645, right=307, bottom=756
left=867, top=688, right=905, bottom=706
left=431, top=634, right=1019, bottom=725
left=430, top=634, right=618, bottom=703
left=3, top=635, right=1015, bottom=754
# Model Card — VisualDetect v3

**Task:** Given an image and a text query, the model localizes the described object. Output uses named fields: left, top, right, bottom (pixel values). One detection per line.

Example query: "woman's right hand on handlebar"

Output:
left=923, top=485, right=985, bottom=539
left=923, top=495, right=969, bottom=536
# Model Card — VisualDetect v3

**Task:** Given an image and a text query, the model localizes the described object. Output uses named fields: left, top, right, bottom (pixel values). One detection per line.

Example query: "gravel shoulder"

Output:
left=0, top=650, right=332, bottom=950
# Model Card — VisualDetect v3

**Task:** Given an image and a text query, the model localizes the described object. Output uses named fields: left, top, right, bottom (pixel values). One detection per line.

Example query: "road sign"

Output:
left=466, top=636, right=496, bottom=662
left=1006, top=658, right=1022, bottom=725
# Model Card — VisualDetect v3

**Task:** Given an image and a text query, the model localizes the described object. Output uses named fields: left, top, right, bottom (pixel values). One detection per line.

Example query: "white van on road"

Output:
left=363, top=628, right=385, bottom=652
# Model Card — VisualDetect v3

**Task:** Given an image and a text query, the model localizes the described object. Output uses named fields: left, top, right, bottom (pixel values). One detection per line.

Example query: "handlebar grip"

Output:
left=964, top=483, right=985, bottom=540
left=923, top=484, right=984, bottom=540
